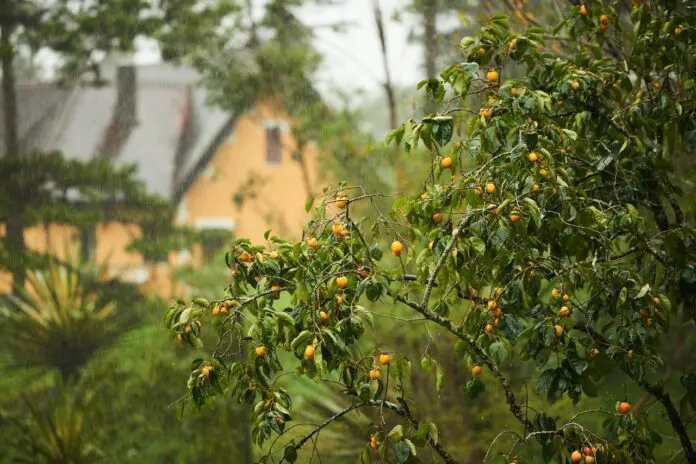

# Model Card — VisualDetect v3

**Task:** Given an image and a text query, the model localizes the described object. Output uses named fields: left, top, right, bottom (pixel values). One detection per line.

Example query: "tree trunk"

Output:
left=1, top=21, right=27, bottom=293
left=423, top=0, right=438, bottom=80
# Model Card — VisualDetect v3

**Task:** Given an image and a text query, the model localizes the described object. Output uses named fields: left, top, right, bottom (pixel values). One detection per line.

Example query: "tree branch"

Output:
left=422, top=219, right=465, bottom=308
left=574, top=323, right=696, bottom=462
left=394, top=294, right=534, bottom=433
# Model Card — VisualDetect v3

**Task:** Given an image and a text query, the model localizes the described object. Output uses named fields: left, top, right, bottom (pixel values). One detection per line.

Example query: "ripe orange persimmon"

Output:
left=201, top=366, right=213, bottom=378
left=486, top=182, right=496, bottom=194
left=319, top=311, right=329, bottom=321
left=307, top=237, right=319, bottom=248
left=563, top=293, right=570, bottom=302
left=336, top=294, right=344, bottom=305
left=379, top=353, right=391, bottom=365
left=554, top=324, right=564, bottom=337
left=571, top=79, right=580, bottom=91
left=336, top=276, right=348, bottom=288
left=368, top=368, right=381, bottom=380
left=559, top=306, right=571, bottom=318
left=509, top=38, right=518, bottom=50
left=391, top=241, right=403, bottom=256
left=212, top=306, right=221, bottom=316
left=440, top=156, right=453, bottom=168
left=239, top=251, right=252, bottom=262
left=487, top=69, right=499, bottom=83
left=571, top=450, right=583, bottom=463
left=485, top=323, right=494, bottom=334
left=255, top=345, right=266, bottom=357
left=509, top=212, right=521, bottom=222
left=432, top=212, right=445, bottom=223
left=472, top=365, right=482, bottom=377
left=304, top=345, right=315, bottom=359
left=618, top=401, right=631, bottom=414
left=335, top=195, right=348, bottom=209
left=580, top=4, right=588, bottom=16
left=528, top=151, right=538, bottom=162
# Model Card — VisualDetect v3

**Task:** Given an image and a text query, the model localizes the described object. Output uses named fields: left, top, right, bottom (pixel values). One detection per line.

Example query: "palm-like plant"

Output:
left=0, top=249, right=136, bottom=380
left=1, top=386, right=102, bottom=464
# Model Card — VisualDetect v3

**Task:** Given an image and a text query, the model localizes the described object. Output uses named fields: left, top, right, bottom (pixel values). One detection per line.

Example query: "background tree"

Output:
left=166, top=1, right=696, bottom=463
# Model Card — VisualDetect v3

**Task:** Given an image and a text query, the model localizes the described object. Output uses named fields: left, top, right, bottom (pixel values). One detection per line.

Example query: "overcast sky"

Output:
left=131, top=0, right=425, bottom=101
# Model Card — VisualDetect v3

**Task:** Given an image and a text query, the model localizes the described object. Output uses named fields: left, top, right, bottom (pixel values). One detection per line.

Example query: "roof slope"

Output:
left=0, top=62, right=236, bottom=202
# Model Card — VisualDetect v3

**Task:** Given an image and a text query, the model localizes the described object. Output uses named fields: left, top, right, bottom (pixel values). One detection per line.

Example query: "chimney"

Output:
left=97, top=64, right=137, bottom=158
left=116, top=65, right=137, bottom=131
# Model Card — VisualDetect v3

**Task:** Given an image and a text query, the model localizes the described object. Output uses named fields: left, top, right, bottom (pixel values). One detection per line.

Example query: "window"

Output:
left=266, top=127, right=281, bottom=164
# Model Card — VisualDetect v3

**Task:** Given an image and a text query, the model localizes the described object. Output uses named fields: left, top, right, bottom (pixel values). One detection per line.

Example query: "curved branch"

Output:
left=574, top=323, right=696, bottom=462
left=394, top=294, right=534, bottom=433
left=422, top=219, right=466, bottom=308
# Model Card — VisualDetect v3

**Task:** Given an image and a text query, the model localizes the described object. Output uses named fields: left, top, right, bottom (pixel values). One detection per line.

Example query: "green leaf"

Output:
left=618, top=287, right=627, bottom=306
left=388, top=424, right=404, bottom=442
left=464, top=378, right=485, bottom=399
left=634, top=284, right=650, bottom=299
left=561, top=129, right=578, bottom=141
left=305, top=195, right=314, bottom=213
left=489, top=341, right=509, bottom=364
left=469, top=236, right=486, bottom=255
left=421, top=356, right=433, bottom=373
left=394, top=441, right=410, bottom=463
left=284, top=444, right=298, bottom=462
left=404, top=438, right=417, bottom=457
left=428, top=422, right=439, bottom=445
left=436, top=362, right=444, bottom=391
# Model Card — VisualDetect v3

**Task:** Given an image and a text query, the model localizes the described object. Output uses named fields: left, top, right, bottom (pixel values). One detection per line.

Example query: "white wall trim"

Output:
left=194, top=217, right=236, bottom=231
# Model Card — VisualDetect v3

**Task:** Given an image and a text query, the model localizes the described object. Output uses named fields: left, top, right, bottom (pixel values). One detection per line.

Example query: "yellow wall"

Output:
left=0, top=100, right=317, bottom=297
left=182, top=100, right=317, bottom=244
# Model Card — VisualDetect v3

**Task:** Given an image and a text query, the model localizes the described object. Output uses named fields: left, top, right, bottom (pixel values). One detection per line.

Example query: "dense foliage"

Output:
left=167, top=1, right=696, bottom=463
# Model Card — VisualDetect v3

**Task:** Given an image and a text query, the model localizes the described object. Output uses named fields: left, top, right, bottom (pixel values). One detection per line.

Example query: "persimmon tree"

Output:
left=166, top=1, right=696, bottom=462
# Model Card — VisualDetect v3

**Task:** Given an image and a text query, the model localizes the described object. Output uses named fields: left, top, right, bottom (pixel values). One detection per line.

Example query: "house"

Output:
left=0, top=61, right=318, bottom=296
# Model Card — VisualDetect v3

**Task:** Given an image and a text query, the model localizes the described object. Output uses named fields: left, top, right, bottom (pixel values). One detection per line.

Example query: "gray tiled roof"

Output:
left=0, top=63, right=235, bottom=202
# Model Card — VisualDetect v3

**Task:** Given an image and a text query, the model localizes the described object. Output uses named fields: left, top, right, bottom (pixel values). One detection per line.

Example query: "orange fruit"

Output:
left=307, top=237, right=319, bottom=248
left=335, top=195, right=348, bottom=209
left=472, top=365, right=482, bottom=377
left=510, top=87, right=517, bottom=96
left=675, top=25, right=683, bottom=35
left=493, top=317, right=500, bottom=327
left=626, top=350, right=634, bottom=360
left=304, top=345, right=315, bottom=359
left=212, top=306, right=221, bottom=316
left=487, top=300, right=497, bottom=311
left=571, top=450, right=583, bottom=463
left=239, top=251, right=252, bottom=262
left=509, top=38, right=518, bottom=51
left=486, top=182, right=496, bottom=194
left=368, top=368, right=381, bottom=380
left=336, top=295, right=344, bottom=305
left=528, top=151, right=538, bottom=162
left=588, top=348, right=600, bottom=358
left=509, top=213, right=521, bottom=222
left=559, top=306, right=571, bottom=318
left=485, top=323, right=494, bottom=334
left=379, top=353, right=391, bottom=365
left=391, top=240, right=404, bottom=256
left=599, top=14, right=608, bottom=31
left=185, top=324, right=192, bottom=333
left=571, top=79, right=580, bottom=91
left=255, top=345, right=266, bottom=357
left=532, top=183, right=540, bottom=192
left=319, top=311, right=329, bottom=321
left=432, top=212, right=445, bottom=223
left=477, top=47, right=486, bottom=57
left=474, top=186, right=483, bottom=196
left=618, top=401, right=631, bottom=414
left=554, top=324, right=564, bottom=337
left=221, top=306, right=230, bottom=315
left=562, top=293, right=570, bottom=302
left=336, top=276, right=348, bottom=289
left=479, top=108, right=491, bottom=118
left=271, top=285, right=281, bottom=299
left=585, top=457, right=595, bottom=464
left=177, top=333, right=184, bottom=343
left=201, top=365, right=213, bottom=377
left=269, top=250, right=279, bottom=259
left=494, top=287, right=502, bottom=297
left=551, top=288, right=561, bottom=298
left=653, top=81, right=661, bottom=89
left=580, top=4, right=588, bottom=16
left=493, top=307, right=502, bottom=318
left=653, top=297, right=661, bottom=305
left=440, top=156, right=453, bottom=169
left=487, top=69, right=499, bottom=83
left=582, top=447, right=594, bottom=457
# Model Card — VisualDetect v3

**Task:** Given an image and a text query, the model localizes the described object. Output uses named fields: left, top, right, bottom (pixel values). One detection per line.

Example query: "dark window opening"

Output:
left=266, top=127, right=281, bottom=164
